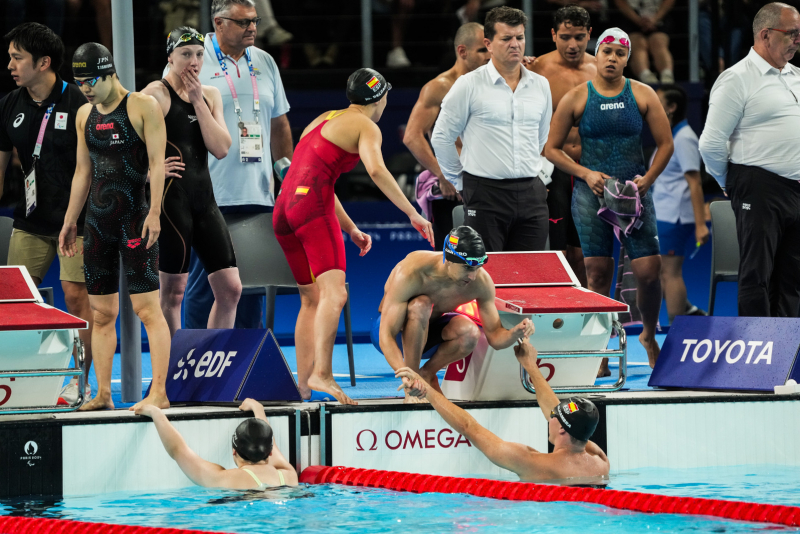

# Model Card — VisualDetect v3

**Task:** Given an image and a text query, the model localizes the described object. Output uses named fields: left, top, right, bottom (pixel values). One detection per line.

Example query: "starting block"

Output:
left=441, top=252, right=628, bottom=401
left=0, top=266, right=88, bottom=415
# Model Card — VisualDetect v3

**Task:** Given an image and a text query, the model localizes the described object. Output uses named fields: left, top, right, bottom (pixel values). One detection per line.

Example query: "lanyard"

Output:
left=31, top=81, right=67, bottom=160
left=211, top=34, right=260, bottom=124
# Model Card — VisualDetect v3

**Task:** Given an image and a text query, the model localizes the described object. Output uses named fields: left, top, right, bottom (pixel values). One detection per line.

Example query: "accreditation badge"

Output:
left=24, top=164, right=37, bottom=217
left=239, top=122, right=262, bottom=163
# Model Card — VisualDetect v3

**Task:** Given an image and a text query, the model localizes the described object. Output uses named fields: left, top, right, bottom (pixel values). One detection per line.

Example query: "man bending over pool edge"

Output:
left=396, top=338, right=610, bottom=482
left=135, top=398, right=298, bottom=489
left=374, top=226, right=534, bottom=402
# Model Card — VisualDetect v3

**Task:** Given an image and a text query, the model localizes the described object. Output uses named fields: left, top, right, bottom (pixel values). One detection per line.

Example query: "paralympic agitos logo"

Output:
left=356, top=428, right=472, bottom=451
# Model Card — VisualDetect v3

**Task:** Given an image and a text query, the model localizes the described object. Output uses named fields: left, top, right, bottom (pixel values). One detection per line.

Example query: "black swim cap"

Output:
left=346, top=68, right=392, bottom=105
left=443, top=226, right=488, bottom=266
left=72, top=43, right=115, bottom=78
left=232, top=418, right=274, bottom=463
left=553, top=397, right=599, bottom=442
left=166, top=26, right=205, bottom=56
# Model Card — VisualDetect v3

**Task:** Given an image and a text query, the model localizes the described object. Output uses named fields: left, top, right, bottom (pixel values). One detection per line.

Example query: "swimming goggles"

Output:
left=74, top=76, right=102, bottom=87
left=178, top=32, right=205, bottom=43
left=443, top=239, right=488, bottom=267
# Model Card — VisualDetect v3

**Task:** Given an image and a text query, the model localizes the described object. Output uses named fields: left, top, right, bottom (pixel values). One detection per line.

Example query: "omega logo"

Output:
left=356, top=428, right=472, bottom=451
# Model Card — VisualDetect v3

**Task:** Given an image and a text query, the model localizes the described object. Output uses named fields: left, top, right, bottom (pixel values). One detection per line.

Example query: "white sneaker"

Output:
left=58, top=381, right=92, bottom=405
left=639, top=70, right=659, bottom=85
left=387, top=47, right=411, bottom=68
left=660, top=69, right=675, bottom=84
left=266, top=25, right=293, bottom=46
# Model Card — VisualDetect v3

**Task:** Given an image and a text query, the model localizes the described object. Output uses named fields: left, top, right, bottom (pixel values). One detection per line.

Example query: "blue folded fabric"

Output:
left=304, top=390, right=335, bottom=402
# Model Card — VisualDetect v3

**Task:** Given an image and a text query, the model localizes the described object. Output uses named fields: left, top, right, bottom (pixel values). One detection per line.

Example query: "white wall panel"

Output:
left=63, top=416, right=289, bottom=495
left=608, top=401, right=800, bottom=472
left=332, top=407, right=549, bottom=479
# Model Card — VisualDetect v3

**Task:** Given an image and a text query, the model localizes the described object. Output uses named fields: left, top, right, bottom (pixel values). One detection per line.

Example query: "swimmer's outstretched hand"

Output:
left=513, top=336, right=539, bottom=367
left=349, top=227, right=372, bottom=256
left=142, top=211, right=161, bottom=249
left=510, top=318, right=535, bottom=340
left=410, top=213, right=435, bottom=248
left=395, top=367, right=429, bottom=399
left=134, top=403, right=162, bottom=418
left=238, top=398, right=268, bottom=422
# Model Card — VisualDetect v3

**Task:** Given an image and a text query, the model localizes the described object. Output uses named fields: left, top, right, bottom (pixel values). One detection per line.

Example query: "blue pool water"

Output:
left=2, top=466, right=798, bottom=533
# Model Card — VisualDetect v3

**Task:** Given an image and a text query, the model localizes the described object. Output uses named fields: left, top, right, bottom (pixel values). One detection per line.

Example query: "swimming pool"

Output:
left=2, top=465, right=798, bottom=533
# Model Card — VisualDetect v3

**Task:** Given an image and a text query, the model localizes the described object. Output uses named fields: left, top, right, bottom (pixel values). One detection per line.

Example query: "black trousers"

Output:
left=728, top=164, right=800, bottom=317
left=461, top=172, right=549, bottom=252
left=429, top=197, right=462, bottom=250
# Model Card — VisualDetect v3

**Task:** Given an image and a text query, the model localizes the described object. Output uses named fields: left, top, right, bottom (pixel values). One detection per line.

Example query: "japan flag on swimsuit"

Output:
left=112, top=134, right=119, bottom=139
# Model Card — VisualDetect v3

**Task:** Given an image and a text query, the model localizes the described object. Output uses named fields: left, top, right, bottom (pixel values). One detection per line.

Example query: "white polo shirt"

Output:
left=167, top=33, right=290, bottom=207
left=431, top=59, right=552, bottom=190
left=651, top=120, right=701, bottom=224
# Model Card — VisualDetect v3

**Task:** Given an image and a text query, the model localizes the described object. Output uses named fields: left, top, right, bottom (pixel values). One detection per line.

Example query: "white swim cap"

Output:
left=595, top=28, right=631, bottom=59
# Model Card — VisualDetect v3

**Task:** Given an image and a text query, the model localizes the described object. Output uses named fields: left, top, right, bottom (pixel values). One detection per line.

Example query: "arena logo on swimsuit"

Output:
left=679, top=339, right=773, bottom=365
left=355, top=428, right=472, bottom=451
left=96, top=123, right=114, bottom=131
left=600, top=102, right=625, bottom=111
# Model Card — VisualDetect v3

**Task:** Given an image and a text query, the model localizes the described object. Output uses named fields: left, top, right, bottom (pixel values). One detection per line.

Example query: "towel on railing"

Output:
left=597, top=177, right=643, bottom=239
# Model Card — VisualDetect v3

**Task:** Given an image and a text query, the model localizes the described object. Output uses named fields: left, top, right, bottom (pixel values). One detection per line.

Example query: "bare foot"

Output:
left=404, top=391, right=429, bottom=404
left=640, top=333, right=661, bottom=368
left=130, top=393, right=170, bottom=412
left=597, top=357, right=611, bottom=378
left=79, top=392, right=114, bottom=411
left=307, top=374, right=357, bottom=405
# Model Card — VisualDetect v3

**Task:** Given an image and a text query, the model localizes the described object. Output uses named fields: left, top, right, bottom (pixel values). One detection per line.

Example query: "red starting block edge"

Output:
left=0, top=267, right=88, bottom=415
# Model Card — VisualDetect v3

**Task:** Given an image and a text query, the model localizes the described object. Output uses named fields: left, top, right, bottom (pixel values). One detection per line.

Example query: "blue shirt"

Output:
left=651, top=120, right=701, bottom=224
left=167, top=34, right=290, bottom=207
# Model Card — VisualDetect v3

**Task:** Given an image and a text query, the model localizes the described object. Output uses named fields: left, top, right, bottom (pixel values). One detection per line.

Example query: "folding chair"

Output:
left=708, top=200, right=739, bottom=316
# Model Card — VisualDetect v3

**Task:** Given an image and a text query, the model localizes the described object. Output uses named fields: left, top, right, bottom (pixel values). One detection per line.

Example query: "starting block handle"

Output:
left=520, top=320, right=627, bottom=394
left=0, top=334, right=86, bottom=415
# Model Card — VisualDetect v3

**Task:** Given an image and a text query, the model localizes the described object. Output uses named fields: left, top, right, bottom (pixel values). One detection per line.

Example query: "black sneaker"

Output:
left=685, top=304, right=708, bottom=316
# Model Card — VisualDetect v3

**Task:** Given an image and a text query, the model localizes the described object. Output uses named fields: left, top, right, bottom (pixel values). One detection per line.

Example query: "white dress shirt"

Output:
left=699, top=48, right=800, bottom=188
left=431, top=60, right=552, bottom=190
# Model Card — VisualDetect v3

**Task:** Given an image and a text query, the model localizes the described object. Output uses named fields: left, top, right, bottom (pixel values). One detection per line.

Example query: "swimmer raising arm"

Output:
left=136, top=399, right=297, bottom=489
left=396, top=337, right=609, bottom=481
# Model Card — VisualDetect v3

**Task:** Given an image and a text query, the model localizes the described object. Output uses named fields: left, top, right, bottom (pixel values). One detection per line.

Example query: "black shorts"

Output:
left=371, top=312, right=465, bottom=359
left=159, top=177, right=237, bottom=275
left=547, top=168, right=581, bottom=250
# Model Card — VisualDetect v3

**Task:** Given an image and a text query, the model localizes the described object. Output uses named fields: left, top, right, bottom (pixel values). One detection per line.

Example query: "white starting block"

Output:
left=0, top=266, right=88, bottom=414
left=441, top=252, right=629, bottom=401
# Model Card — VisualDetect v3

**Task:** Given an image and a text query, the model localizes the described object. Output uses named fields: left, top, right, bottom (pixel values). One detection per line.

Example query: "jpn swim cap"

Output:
left=346, top=68, right=392, bottom=105
left=72, top=43, right=116, bottom=78
left=595, top=28, right=631, bottom=59
left=232, top=418, right=274, bottom=463
left=552, top=397, right=599, bottom=442
left=443, top=226, right=488, bottom=267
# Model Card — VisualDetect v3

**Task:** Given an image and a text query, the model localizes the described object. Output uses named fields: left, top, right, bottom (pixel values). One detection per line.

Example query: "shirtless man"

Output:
left=372, top=225, right=534, bottom=402
left=397, top=336, right=609, bottom=482
left=403, top=22, right=489, bottom=247
left=528, top=5, right=596, bottom=289
left=136, top=398, right=297, bottom=489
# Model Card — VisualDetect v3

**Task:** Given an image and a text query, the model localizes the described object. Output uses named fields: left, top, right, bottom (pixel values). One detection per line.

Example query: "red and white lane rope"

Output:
left=300, top=465, right=800, bottom=528
left=0, top=516, right=232, bottom=534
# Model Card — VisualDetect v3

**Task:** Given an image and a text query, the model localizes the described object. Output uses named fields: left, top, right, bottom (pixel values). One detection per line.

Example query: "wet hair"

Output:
left=4, top=22, right=65, bottom=72
left=484, top=6, right=528, bottom=41
left=211, top=0, right=255, bottom=20
left=232, top=418, right=274, bottom=463
left=454, top=22, right=483, bottom=51
left=752, top=2, right=797, bottom=38
left=553, top=5, right=592, bottom=32
left=658, top=84, right=687, bottom=123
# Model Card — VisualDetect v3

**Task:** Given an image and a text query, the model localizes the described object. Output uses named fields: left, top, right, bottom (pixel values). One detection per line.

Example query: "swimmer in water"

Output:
left=135, top=398, right=298, bottom=489
left=397, top=336, right=610, bottom=482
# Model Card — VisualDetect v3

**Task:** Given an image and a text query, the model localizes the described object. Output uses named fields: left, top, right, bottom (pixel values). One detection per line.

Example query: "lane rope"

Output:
left=0, top=516, right=232, bottom=534
left=300, top=465, right=800, bottom=527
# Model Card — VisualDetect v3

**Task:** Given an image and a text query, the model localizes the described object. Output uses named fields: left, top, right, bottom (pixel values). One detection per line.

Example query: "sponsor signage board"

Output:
left=156, top=329, right=301, bottom=402
left=649, top=316, right=800, bottom=391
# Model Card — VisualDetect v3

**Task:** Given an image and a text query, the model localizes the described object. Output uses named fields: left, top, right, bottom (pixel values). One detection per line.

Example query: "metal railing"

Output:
left=520, top=320, right=627, bottom=394
left=0, top=335, right=86, bottom=415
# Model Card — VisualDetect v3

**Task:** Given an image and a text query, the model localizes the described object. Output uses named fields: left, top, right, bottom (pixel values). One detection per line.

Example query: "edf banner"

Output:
left=649, top=317, right=800, bottom=391
left=157, top=329, right=300, bottom=403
